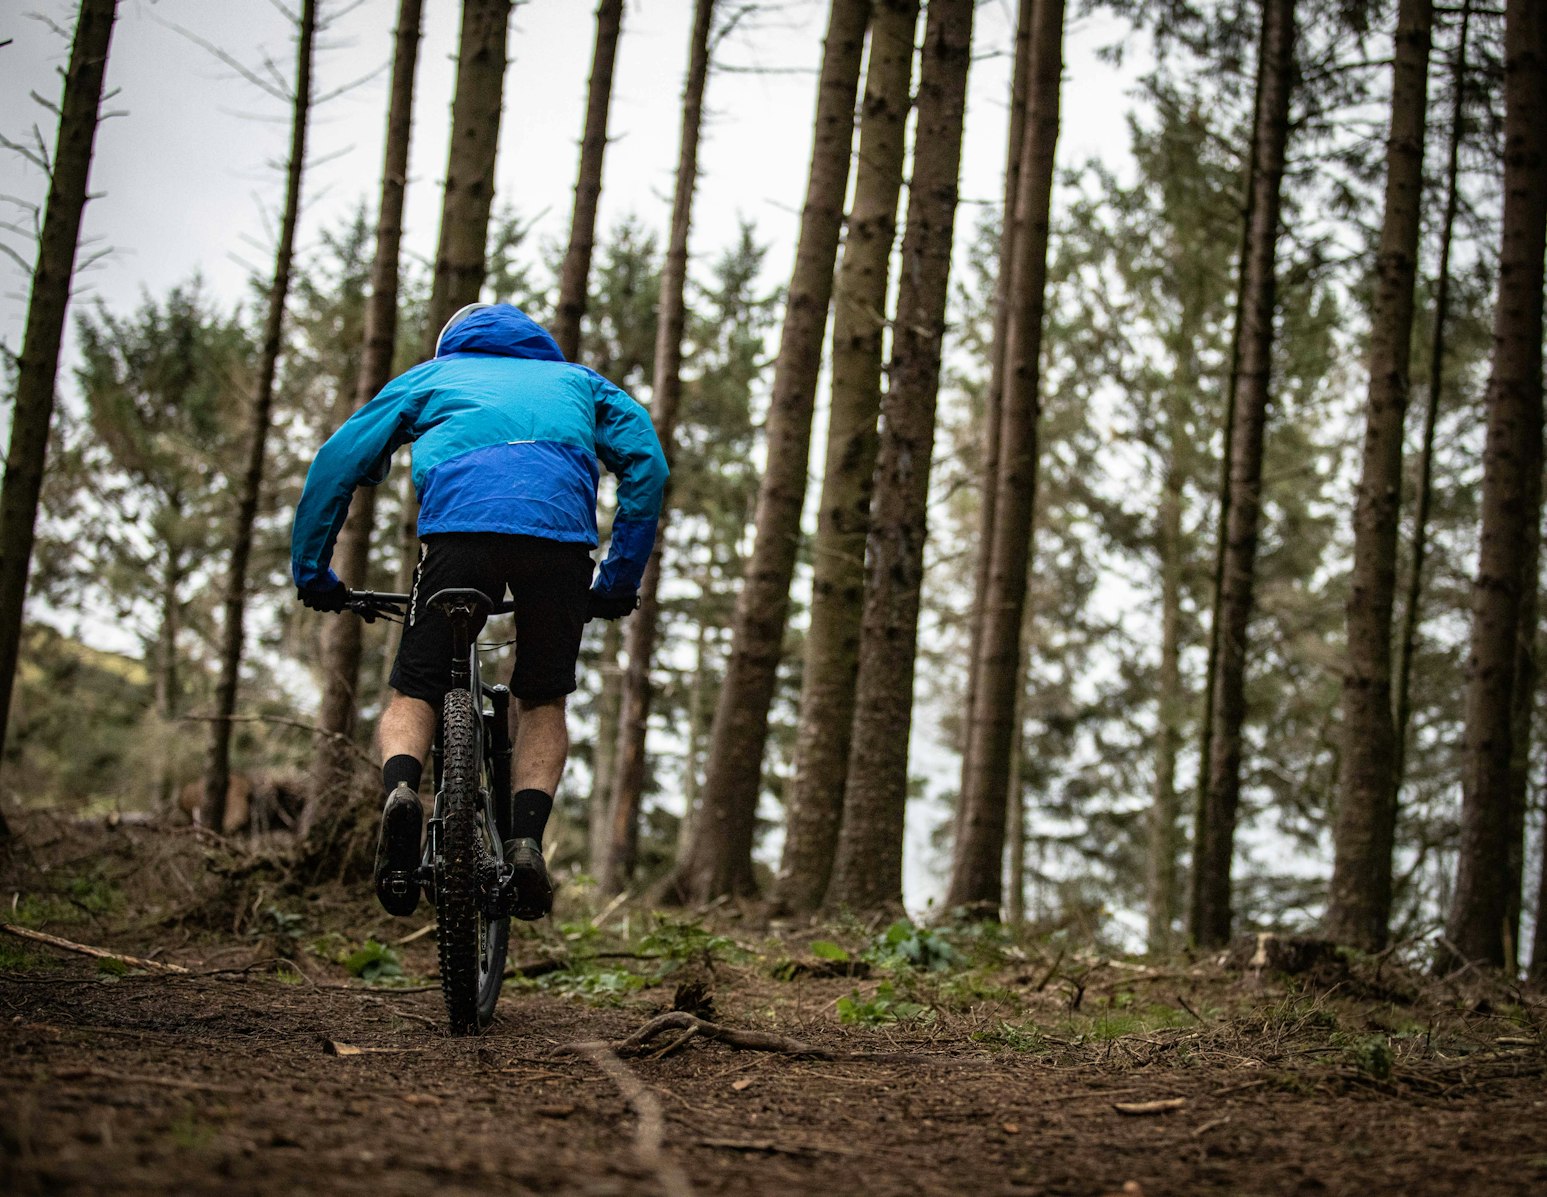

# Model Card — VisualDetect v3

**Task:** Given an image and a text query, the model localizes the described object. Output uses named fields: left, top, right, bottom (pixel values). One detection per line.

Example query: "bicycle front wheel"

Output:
left=436, top=687, right=498, bottom=1034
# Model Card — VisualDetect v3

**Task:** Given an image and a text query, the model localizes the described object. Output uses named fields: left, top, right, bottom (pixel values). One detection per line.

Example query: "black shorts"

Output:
left=388, top=532, right=594, bottom=706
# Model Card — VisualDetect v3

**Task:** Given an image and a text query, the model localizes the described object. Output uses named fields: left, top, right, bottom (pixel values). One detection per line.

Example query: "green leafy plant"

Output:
left=809, top=940, right=850, bottom=961
left=341, top=939, right=403, bottom=983
left=836, top=981, right=932, bottom=1026
left=863, top=920, right=961, bottom=972
left=638, top=917, right=744, bottom=969
left=0, top=941, right=58, bottom=972
left=973, top=1020, right=1048, bottom=1053
left=534, top=965, right=646, bottom=1004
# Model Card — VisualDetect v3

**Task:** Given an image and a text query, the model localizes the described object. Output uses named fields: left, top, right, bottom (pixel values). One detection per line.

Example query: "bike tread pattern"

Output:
left=436, top=688, right=482, bottom=1034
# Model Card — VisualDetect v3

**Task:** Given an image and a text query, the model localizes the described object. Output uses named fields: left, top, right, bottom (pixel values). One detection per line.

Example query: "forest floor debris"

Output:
left=2, top=814, right=1546, bottom=1194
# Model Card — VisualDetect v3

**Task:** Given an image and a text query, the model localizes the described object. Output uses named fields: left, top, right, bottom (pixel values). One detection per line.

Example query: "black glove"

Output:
left=298, top=576, right=348, bottom=613
left=587, top=587, right=639, bottom=621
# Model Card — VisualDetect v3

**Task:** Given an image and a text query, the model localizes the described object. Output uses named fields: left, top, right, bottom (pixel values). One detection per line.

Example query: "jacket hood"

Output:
left=435, top=304, right=566, bottom=362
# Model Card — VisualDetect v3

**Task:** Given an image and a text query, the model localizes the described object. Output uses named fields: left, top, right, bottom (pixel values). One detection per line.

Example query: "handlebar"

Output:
left=342, top=588, right=517, bottom=618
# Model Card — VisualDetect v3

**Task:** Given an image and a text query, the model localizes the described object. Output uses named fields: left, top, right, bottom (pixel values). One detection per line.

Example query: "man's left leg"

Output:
left=508, top=695, right=567, bottom=839
left=501, top=696, right=566, bottom=920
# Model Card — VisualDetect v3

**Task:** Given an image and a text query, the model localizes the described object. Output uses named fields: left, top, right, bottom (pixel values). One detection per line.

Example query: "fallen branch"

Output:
left=572, top=1042, right=695, bottom=1197
left=0, top=922, right=189, bottom=974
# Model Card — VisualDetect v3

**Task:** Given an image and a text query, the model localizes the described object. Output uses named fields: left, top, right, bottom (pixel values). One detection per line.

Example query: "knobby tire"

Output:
left=436, top=687, right=485, bottom=1034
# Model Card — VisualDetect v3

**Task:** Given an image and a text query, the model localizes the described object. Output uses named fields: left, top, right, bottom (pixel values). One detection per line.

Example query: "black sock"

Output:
left=510, top=788, right=553, bottom=845
left=383, top=754, right=422, bottom=797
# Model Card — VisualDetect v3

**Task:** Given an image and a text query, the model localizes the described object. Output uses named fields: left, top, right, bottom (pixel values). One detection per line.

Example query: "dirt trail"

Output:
left=3, top=958, right=1545, bottom=1196
left=2, top=819, right=1545, bottom=1195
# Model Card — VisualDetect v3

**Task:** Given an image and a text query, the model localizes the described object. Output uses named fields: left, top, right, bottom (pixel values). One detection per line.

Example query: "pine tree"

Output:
left=825, top=0, right=975, bottom=915
left=552, top=0, right=625, bottom=362
left=307, top=0, right=425, bottom=830
left=603, top=0, right=717, bottom=895
left=1189, top=0, right=1297, bottom=948
left=669, top=0, right=871, bottom=903
left=948, top=0, right=1066, bottom=918
left=0, top=0, right=119, bottom=835
left=1442, top=0, right=1546, bottom=971
left=202, top=0, right=318, bottom=830
left=1326, top=0, right=1435, bottom=953
left=776, top=0, right=919, bottom=914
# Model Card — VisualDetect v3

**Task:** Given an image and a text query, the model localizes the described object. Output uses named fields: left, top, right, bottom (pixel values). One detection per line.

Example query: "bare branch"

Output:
left=0, top=241, right=34, bottom=272
left=155, top=17, right=291, bottom=103
left=312, top=62, right=387, bottom=106
left=0, top=133, right=47, bottom=172
left=24, top=12, right=70, bottom=40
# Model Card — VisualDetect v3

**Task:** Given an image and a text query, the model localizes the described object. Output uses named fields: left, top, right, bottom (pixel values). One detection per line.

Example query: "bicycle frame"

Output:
left=346, top=585, right=517, bottom=1031
left=418, top=589, right=516, bottom=900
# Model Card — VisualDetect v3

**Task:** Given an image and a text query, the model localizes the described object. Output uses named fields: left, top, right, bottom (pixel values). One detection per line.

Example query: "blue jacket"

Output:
left=290, top=305, right=668, bottom=596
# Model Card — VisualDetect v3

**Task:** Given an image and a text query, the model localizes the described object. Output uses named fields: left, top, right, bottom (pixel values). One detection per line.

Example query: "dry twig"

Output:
left=0, top=922, right=189, bottom=974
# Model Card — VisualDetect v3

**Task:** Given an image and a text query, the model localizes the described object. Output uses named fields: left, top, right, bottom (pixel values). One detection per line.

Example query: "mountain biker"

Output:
left=289, top=302, right=668, bottom=920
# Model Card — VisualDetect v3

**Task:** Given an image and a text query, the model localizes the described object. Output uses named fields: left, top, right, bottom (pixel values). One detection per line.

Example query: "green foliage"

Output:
left=809, top=940, right=850, bottom=962
left=0, top=941, right=58, bottom=972
left=10, top=871, right=122, bottom=928
left=973, top=1020, right=1049, bottom=1054
left=863, top=920, right=961, bottom=973
left=531, top=966, right=647, bottom=1004
left=1334, top=1033, right=1395, bottom=1081
left=341, top=939, right=403, bottom=984
left=637, top=916, right=744, bottom=966
left=836, top=981, right=932, bottom=1026
left=4, top=626, right=157, bottom=811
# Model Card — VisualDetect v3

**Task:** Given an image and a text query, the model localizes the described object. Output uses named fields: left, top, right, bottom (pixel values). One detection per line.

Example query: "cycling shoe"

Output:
left=499, top=837, right=553, bottom=921
left=374, top=783, right=424, bottom=917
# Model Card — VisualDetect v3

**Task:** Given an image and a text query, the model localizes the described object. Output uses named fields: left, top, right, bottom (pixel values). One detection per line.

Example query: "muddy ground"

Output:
left=2, top=818, right=1545, bottom=1195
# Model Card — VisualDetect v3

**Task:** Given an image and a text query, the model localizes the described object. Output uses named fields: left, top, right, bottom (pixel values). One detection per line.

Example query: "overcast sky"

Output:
left=1, top=0, right=1143, bottom=354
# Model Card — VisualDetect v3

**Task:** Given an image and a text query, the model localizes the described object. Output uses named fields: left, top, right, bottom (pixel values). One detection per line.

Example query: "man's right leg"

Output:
left=378, top=690, right=437, bottom=801
left=373, top=691, right=437, bottom=917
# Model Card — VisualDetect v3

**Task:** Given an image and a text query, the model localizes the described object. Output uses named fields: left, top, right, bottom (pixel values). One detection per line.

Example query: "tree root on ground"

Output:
left=569, top=1041, right=696, bottom=1197
left=561, top=1010, right=929, bottom=1063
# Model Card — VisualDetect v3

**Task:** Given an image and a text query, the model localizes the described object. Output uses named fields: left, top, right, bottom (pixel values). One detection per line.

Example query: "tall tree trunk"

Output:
left=1393, top=0, right=1472, bottom=805
left=1189, top=0, right=1296, bottom=948
left=774, top=0, right=918, bottom=914
left=668, top=0, right=871, bottom=904
left=678, top=615, right=711, bottom=857
left=827, top=0, right=980, bottom=915
left=0, top=0, right=118, bottom=838
left=1004, top=604, right=1035, bottom=926
left=552, top=0, right=625, bottom=362
left=202, top=0, right=318, bottom=830
left=307, top=0, right=425, bottom=832
left=1147, top=454, right=1185, bottom=950
left=587, top=619, right=623, bottom=874
left=946, top=0, right=1064, bottom=918
left=154, top=544, right=185, bottom=808
left=1441, top=0, right=1546, bottom=972
left=386, top=0, right=513, bottom=645
left=1503, top=510, right=1539, bottom=971
left=1325, top=0, right=1435, bottom=953
left=1190, top=35, right=1268, bottom=937
left=601, top=0, right=715, bottom=897
left=961, top=0, right=1035, bottom=835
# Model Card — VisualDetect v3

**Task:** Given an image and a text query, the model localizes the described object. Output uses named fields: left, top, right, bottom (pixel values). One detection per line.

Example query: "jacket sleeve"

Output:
left=593, top=378, right=669, bottom=594
left=290, top=370, right=426, bottom=589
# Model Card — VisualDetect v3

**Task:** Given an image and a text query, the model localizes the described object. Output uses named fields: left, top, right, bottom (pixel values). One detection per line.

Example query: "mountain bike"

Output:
left=345, top=587, right=517, bottom=1034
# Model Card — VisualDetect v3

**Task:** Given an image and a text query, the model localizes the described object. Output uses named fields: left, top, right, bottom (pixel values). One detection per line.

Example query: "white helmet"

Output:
left=435, top=301, right=493, bottom=357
